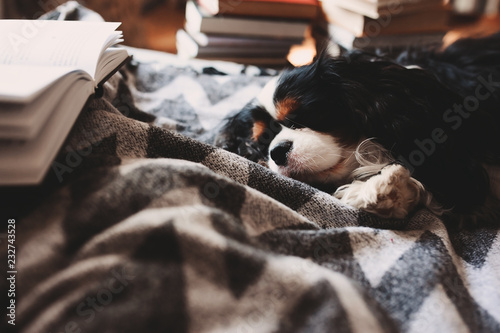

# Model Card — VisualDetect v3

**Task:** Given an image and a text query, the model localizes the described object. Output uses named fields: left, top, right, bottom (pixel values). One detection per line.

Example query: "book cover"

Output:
left=322, top=2, right=451, bottom=37
left=324, top=0, right=444, bottom=19
left=198, top=0, right=319, bottom=19
left=177, top=29, right=293, bottom=58
left=182, top=26, right=302, bottom=48
left=329, top=24, right=445, bottom=50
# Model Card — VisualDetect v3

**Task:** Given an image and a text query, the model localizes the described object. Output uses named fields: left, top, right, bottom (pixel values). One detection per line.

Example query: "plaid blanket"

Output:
left=1, top=4, right=499, bottom=333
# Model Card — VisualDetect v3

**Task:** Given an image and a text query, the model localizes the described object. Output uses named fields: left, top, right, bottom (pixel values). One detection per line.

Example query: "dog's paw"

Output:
left=334, top=164, right=424, bottom=219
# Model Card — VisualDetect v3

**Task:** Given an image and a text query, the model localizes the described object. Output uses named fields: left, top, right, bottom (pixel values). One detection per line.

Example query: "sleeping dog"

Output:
left=215, top=32, right=500, bottom=225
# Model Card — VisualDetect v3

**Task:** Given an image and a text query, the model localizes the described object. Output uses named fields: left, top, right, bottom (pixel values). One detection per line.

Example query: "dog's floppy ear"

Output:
left=214, top=103, right=271, bottom=162
left=306, top=48, right=343, bottom=89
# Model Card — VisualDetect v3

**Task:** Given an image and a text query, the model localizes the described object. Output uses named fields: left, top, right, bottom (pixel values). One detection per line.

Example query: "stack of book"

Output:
left=0, top=20, right=129, bottom=185
left=321, top=0, right=452, bottom=52
left=453, top=0, right=499, bottom=16
left=177, top=0, right=319, bottom=65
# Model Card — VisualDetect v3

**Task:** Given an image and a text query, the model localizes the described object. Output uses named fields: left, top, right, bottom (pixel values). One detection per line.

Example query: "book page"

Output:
left=94, top=48, right=129, bottom=85
left=0, top=64, right=89, bottom=103
left=0, top=20, right=122, bottom=78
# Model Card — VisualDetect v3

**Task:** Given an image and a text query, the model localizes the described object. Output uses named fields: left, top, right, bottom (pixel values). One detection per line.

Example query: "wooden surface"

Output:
left=141, top=5, right=186, bottom=54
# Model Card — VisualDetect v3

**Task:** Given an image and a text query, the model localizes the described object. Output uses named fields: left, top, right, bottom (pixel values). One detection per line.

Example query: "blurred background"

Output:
left=1, top=0, right=500, bottom=66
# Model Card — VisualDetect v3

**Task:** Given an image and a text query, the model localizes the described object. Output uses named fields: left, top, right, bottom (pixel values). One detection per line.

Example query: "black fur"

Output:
left=214, top=105, right=269, bottom=162
left=215, top=32, right=500, bottom=223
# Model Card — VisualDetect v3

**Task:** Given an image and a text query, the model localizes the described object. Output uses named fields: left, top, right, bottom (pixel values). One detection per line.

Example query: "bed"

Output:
left=2, top=4, right=499, bottom=333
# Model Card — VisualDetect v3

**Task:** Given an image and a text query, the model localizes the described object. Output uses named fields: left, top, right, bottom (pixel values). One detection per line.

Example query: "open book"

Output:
left=0, top=20, right=129, bottom=185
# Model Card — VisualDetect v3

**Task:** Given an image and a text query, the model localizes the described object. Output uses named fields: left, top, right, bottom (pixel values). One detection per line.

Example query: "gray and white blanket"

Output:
left=1, top=5, right=499, bottom=333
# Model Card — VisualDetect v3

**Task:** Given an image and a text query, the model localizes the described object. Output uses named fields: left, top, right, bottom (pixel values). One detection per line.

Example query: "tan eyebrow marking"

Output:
left=275, top=98, right=300, bottom=121
left=252, top=120, right=266, bottom=141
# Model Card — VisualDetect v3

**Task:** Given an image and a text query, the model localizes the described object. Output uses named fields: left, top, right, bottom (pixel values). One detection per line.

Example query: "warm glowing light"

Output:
left=287, top=28, right=317, bottom=67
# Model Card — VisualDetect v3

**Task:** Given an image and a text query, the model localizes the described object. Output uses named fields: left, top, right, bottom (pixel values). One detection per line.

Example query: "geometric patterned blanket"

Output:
left=1, top=7, right=499, bottom=333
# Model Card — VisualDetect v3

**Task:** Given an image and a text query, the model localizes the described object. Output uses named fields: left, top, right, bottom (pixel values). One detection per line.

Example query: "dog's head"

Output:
left=250, top=51, right=462, bottom=188
left=251, top=72, right=360, bottom=187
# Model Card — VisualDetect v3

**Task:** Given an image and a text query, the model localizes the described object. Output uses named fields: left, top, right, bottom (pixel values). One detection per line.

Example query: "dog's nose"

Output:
left=270, top=141, right=293, bottom=166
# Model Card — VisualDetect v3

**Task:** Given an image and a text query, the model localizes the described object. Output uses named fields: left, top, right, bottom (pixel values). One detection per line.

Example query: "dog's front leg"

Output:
left=334, top=164, right=424, bottom=219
